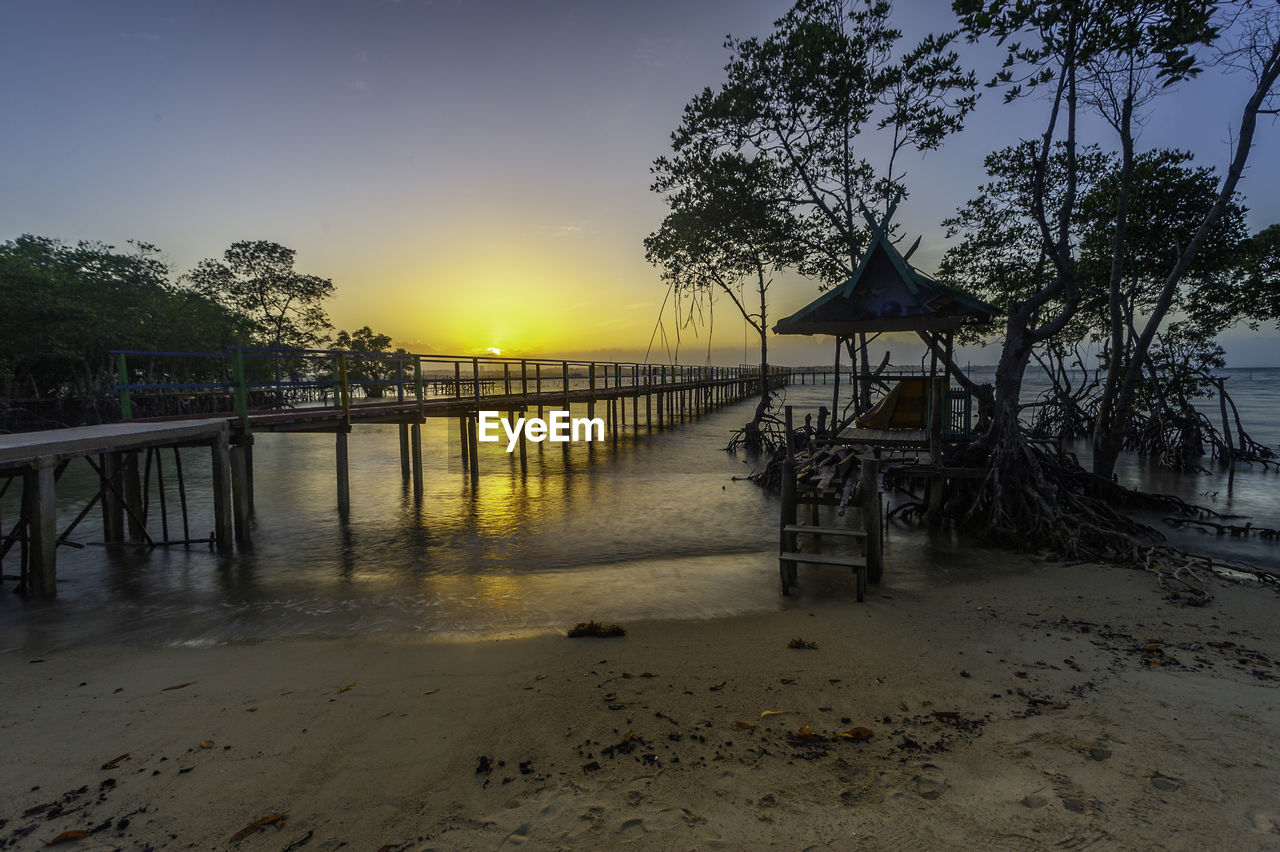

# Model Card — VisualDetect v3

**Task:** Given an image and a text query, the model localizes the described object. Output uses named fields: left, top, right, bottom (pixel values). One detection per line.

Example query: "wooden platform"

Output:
left=0, top=420, right=229, bottom=472
left=834, top=426, right=928, bottom=446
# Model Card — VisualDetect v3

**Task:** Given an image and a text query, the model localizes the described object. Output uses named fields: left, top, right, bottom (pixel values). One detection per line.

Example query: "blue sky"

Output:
left=2, top=0, right=1276, bottom=365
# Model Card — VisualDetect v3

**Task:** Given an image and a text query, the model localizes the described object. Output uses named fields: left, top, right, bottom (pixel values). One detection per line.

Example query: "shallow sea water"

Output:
left=1, top=369, right=1275, bottom=652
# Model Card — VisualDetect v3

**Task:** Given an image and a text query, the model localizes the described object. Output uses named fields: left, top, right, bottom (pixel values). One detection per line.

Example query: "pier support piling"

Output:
left=230, top=438, right=253, bottom=544
left=399, top=423, right=411, bottom=483
left=336, top=428, right=351, bottom=513
left=210, top=430, right=234, bottom=554
left=466, top=415, right=480, bottom=485
left=410, top=422, right=424, bottom=499
left=123, top=452, right=144, bottom=541
left=458, top=416, right=469, bottom=471
left=101, top=452, right=124, bottom=541
left=861, top=455, right=883, bottom=583
left=24, top=459, right=57, bottom=596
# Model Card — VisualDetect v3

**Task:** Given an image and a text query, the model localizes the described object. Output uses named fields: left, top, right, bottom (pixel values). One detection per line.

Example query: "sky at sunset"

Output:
left=3, top=0, right=1278, bottom=366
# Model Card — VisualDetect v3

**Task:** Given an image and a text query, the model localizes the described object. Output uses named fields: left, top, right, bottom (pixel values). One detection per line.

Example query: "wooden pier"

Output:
left=1, top=347, right=788, bottom=595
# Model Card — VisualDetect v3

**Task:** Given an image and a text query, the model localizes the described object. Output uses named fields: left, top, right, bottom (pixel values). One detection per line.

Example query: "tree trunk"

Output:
left=1092, top=30, right=1280, bottom=479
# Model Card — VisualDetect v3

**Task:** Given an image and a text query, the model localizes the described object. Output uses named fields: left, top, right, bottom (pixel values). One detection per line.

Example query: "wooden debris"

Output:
left=836, top=727, right=874, bottom=741
left=43, top=830, right=88, bottom=845
left=229, top=813, right=288, bottom=843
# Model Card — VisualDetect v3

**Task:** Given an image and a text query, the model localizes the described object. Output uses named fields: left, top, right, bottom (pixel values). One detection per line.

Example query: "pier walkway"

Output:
left=1, top=347, right=798, bottom=595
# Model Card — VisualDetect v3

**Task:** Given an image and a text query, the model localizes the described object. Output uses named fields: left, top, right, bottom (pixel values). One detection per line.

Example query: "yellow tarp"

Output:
left=855, top=378, right=932, bottom=430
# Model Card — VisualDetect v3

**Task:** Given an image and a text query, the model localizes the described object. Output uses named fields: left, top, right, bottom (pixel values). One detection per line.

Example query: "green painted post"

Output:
left=116, top=353, right=133, bottom=420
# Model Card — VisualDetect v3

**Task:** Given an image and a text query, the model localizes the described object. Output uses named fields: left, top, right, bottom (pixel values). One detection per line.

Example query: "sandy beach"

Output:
left=3, top=559, right=1278, bottom=850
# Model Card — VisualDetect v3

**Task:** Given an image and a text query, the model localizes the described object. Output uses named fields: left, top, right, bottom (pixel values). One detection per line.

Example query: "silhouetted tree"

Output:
left=184, top=240, right=334, bottom=349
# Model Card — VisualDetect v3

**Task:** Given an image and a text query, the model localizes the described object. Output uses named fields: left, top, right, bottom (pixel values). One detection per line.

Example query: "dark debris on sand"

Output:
left=568, top=622, right=627, bottom=638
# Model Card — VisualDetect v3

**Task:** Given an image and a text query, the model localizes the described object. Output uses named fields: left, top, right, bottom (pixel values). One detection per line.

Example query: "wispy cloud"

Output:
left=347, top=79, right=368, bottom=91
left=634, top=37, right=681, bottom=71
left=120, top=32, right=161, bottom=42
left=540, top=223, right=586, bottom=239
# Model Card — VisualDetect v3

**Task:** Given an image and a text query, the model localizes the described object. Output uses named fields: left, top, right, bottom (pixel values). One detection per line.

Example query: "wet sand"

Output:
left=2, top=559, right=1278, bottom=849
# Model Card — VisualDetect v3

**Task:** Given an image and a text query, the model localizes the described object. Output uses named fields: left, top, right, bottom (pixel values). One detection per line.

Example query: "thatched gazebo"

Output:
left=774, top=206, right=998, bottom=455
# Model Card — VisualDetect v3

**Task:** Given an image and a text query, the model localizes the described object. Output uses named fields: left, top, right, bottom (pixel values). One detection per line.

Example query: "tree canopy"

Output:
left=184, top=240, right=335, bottom=350
left=0, top=235, right=252, bottom=404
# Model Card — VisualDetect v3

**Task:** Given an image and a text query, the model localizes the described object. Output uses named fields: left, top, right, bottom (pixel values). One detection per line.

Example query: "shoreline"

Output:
left=3, top=560, right=1278, bottom=849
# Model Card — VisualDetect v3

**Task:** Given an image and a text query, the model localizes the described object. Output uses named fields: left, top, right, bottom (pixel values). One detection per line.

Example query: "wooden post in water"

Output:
left=398, top=423, right=411, bottom=482
left=102, top=452, right=124, bottom=541
left=242, top=438, right=255, bottom=511
left=588, top=363, right=596, bottom=420
left=210, top=429, right=234, bottom=554
left=779, top=446, right=797, bottom=596
left=336, top=428, right=351, bottom=513
left=656, top=367, right=664, bottom=427
left=123, top=451, right=145, bottom=541
left=928, top=376, right=944, bottom=463
left=230, top=437, right=252, bottom=544
left=458, top=416, right=469, bottom=470
left=926, top=375, right=944, bottom=524
left=861, top=455, right=883, bottom=583
left=645, top=368, right=652, bottom=428
left=25, top=458, right=57, bottom=596
left=410, top=422, right=424, bottom=498
left=464, top=416, right=479, bottom=485
left=831, top=337, right=842, bottom=437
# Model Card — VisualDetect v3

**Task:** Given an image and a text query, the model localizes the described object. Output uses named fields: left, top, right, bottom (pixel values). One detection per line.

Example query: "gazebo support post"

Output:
left=830, top=336, right=842, bottom=437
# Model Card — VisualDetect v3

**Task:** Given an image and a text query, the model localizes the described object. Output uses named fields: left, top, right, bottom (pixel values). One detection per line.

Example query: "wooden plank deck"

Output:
left=835, top=426, right=928, bottom=446
left=0, top=420, right=228, bottom=472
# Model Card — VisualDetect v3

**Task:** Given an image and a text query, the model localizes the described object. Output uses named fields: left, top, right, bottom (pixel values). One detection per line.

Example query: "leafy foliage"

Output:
left=670, top=0, right=977, bottom=285
left=184, top=240, right=334, bottom=349
left=334, top=325, right=405, bottom=398
left=0, top=235, right=251, bottom=404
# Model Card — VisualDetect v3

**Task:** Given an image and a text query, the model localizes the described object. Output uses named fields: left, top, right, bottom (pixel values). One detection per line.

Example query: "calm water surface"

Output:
left=2, top=369, right=1276, bottom=652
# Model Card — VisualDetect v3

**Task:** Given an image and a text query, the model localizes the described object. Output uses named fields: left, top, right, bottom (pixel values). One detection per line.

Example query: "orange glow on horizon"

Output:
left=326, top=222, right=657, bottom=358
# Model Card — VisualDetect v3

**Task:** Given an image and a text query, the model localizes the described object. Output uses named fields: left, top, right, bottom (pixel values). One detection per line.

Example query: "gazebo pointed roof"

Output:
left=773, top=203, right=998, bottom=336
